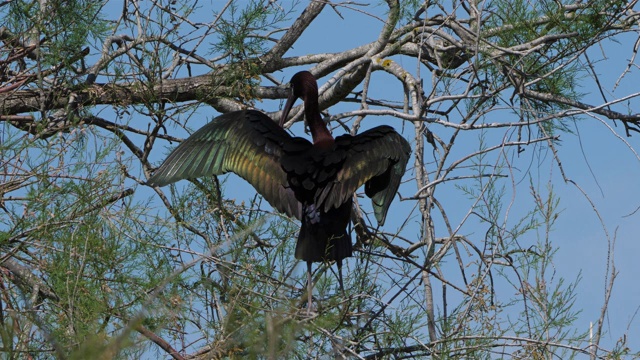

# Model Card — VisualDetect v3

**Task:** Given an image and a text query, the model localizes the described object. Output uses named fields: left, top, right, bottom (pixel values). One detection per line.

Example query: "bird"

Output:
left=147, top=71, right=411, bottom=313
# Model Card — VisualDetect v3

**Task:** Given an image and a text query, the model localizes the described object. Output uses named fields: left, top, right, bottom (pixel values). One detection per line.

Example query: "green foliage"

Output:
left=0, top=125, right=179, bottom=357
left=475, top=0, right=630, bottom=135
left=208, top=1, right=291, bottom=102
left=213, top=1, right=272, bottom=61
left=4, top=0, right=109, bottom=81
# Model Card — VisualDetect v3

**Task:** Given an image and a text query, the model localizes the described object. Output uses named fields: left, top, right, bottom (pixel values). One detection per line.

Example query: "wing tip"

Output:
left=146, top=173, right=174, bottom=187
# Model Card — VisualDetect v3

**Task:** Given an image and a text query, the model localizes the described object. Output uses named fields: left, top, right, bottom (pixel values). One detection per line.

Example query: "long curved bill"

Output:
left=279, top=86, right=297, bottom=128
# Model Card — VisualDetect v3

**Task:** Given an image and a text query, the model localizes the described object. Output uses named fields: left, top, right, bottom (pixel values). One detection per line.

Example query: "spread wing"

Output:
left=317, top=125, right=411, bottom=226
left=147, top=109, right=306, bottom=220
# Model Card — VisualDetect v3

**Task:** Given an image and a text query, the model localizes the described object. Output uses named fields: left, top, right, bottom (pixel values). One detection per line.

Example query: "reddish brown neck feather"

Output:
left=300, top=83, right=334, bottom=147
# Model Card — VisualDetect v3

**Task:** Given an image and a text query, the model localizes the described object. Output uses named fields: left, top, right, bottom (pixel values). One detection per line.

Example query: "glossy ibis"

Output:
left=147, top=71, right=411, bottom=313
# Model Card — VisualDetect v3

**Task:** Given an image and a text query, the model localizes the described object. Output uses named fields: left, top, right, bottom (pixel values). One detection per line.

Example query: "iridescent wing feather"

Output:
left=319, top=126, right=411, bottom=226
left=147, top=110, right=305, bottom=220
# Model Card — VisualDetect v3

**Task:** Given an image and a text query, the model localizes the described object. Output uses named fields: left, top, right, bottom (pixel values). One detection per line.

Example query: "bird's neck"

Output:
left=304, top=98, right=334, bottom=147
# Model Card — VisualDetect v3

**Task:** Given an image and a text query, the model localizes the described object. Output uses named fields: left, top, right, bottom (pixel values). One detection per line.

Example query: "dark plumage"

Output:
left=148, top=71, right=411, bottom=313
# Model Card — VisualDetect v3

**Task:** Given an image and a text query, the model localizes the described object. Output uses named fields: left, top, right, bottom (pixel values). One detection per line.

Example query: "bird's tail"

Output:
left=295, top=202, right=352, bottom=263
left=295, top=224, right=352, bottom=262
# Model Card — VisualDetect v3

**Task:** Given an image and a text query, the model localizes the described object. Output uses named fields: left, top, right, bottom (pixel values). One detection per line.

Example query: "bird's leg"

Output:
left=337, top=259, right=345, bottom=295
left=306, top=261, right=313, bottom=315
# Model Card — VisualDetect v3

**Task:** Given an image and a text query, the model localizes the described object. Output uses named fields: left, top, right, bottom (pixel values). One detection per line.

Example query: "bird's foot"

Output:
left=299, top=301, right=317, bottom=318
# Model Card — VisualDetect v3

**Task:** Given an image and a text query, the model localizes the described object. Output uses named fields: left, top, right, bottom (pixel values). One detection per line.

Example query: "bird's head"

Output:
left=280, top=71, right=318, bottom=127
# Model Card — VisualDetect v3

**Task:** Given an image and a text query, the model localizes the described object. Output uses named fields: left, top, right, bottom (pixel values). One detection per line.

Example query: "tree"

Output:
left=1, top=0, right=639, bottom=358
